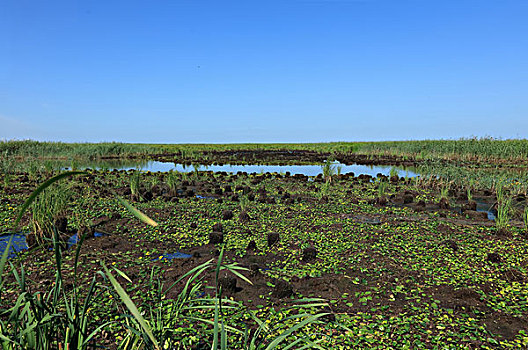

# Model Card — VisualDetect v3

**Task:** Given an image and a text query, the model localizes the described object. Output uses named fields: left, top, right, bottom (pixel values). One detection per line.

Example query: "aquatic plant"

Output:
left=523, top=206, right=528, bottom=232
left=377, top=179, right=388, bottom=197
left=466, top=184, right=473, bottom=202
left=0, top=229, right=109, bottom=349
left=165, top=170, right=179, bottom=195
left=321, top=159, right=336, bottom=183
left=357, top=137, right=528, bottom=162
left=496, top=196, right=512, bottom=232
left=240, top=195, right=251, bottom=212
left=30, top=181, right=72, bottom=246
left=107, top=247, right=329, bottom=350
left=130, top=170, right=141, bottom=198
left=439, top=186, right=449, bottom=200
left=2, top=170, right=330, bottom=349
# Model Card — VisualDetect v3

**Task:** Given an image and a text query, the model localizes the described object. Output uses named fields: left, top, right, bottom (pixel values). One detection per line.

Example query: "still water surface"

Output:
left=77, top=161, right=419, bottom=178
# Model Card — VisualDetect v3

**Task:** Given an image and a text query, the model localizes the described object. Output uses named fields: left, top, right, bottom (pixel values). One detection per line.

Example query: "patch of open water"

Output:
left=0, top=231, right=106, bottom=258
left=74, top=161, right=419, bottom=178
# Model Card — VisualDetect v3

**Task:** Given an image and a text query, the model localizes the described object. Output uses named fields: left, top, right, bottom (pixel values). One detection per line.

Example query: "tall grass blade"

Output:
left=102, top=262, right=160, bottom=349
left=263, top=313, right=327, bottom=350
left=0, top=236, right=13, bottom=291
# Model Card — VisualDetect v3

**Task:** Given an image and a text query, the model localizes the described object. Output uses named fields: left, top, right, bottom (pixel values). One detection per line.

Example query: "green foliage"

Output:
left=439, top=186, right=449, bottom=200
left=165, top=170, right=179, bottom=195
left=2, top=170, right=331, bottom=349
left=0, top=229, right=109, bottom=349
left=377, top=179, right=388, bottom=197
left=30, top=182, right=72, bottom=244
left=321, top=159, right=336, bottom=183
left=523, top=206, right=528, bottom=231
left=357, top=137, right=528, bottom=161
left=495, top=180, right=512, bottom=230
left=130, top=171, right=141, bottom=197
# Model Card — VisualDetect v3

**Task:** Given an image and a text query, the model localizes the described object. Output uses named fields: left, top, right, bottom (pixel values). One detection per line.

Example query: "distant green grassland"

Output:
left=1, top=138, right=527, bottom=162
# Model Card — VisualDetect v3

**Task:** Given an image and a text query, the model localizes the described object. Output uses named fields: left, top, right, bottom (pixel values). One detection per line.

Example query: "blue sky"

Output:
left=1, top=0, right=527, bottom=143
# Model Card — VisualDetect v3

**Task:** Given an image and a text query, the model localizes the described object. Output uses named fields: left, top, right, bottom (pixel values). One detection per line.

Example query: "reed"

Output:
left=321, top=159, right=336, bottom=183
left=378, top=179, right=388, bottom=197
left=496, top=196, right=512, bottom=231
left=522, top=205, right=528, bottom=231
left=130, top=171, right=141, bottom=198
left=165, top=170, right=179, bottom=196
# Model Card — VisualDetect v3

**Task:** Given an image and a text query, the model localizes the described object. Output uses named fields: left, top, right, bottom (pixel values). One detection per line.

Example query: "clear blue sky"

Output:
left=1, top=0, right=527, bottom=143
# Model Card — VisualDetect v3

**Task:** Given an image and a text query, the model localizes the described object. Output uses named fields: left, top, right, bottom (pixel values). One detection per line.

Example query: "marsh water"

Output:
left=69, top=160, right=419, bottom=178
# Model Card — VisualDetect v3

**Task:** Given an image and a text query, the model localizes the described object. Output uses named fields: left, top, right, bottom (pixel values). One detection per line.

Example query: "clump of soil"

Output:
left=267, top=232, right=280, bottom=247
left=222, top=210, right=233, bottom=220
left=238, top=210, right=250, bottom=222
left=272, top=279, right=294, bottom=299
left=218, top=275, right=237, bottom=294
left=443, top=239, right=458, bottom=252
left=209, top=231, right=224, bottom=244
left=302, top=246, right=317, bottom=262
left=487, top=252, right=501, bottom=263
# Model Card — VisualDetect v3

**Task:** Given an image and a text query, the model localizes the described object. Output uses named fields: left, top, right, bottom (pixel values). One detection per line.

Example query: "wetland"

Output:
left=1, top=140, right=528, bottom=349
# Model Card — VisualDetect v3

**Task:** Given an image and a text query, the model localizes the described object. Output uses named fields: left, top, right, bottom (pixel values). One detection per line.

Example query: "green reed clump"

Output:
left=378, top=179, right=388, bottom=197
left=30, top=182, right=72, bottom=245
left=321, top=159, right=336, bottom=183
left=165, top=170, right=179, bottom=196
left=356, top=137, right=528, bottom=162
left=495, top=179, right=513, bottom=231
left=523, top=206, right=528, bottom=232
left=130, top=171, right=141, bottom=197
left=496, top=196, right=512, bottom=231
left=466, top=179, right=474, bottom=201
left=0, top=155, right=15, bottom=190
left=240, top=195, right=251, bottom=212
left=108, top=247, right=329, bottom=350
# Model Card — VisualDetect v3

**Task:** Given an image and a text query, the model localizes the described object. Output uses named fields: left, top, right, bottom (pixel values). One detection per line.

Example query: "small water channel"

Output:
left=0, top=232, right=106, bottom=258
left=475, top=200, right=497, bottom=220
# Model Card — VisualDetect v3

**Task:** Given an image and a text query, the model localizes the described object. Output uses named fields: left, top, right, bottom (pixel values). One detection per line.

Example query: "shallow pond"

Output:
left=74, top=161, right=419, bottom=178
